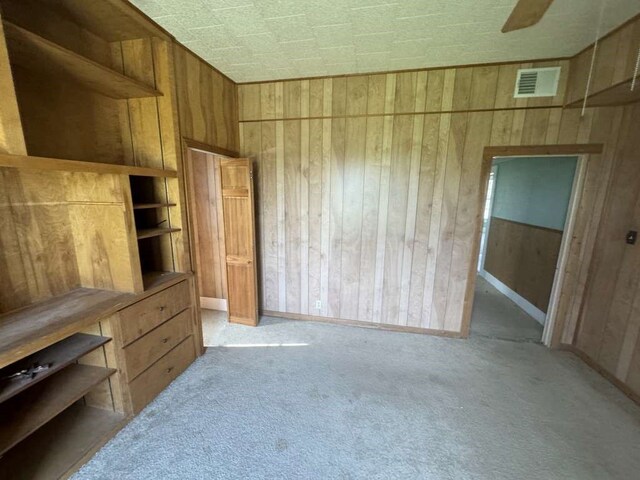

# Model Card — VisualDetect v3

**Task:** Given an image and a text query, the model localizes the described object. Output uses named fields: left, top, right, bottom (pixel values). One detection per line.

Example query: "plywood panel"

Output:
left=238, top=58, right=640, bottom=400
left=566, top=15, right=640, bottom=107
left=484, top=217, right=563, bottom=312
left=174, top=45, right=239, bottom=154
left=188, top=150, right=226, bottom=300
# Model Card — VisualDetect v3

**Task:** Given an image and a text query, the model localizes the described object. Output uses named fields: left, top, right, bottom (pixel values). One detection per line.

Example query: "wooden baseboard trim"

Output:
left=559, top=344, right=640, bottom=406
left=261, top=310, right=463, bottom=338
left=200, top=297, right=227, bottom=311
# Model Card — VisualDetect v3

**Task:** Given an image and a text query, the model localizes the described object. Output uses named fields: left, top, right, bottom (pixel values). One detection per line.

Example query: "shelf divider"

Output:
left=136, top=227, right=181, bottom=240
left=0, top=333, right=111, bottom=404
left=133, top=203, right=177, bottom=210
left=3, top=21, right=162, bottom=99
left=0, top=403, right=126, bottom=480
left=0, top=364, right=116, bottom=455
left=0, top=153, right=177, bottom=178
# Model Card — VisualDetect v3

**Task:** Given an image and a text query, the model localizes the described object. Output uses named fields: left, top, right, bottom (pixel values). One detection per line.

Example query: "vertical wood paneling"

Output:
left=276, top=121, right=286, bottom=310
left=300, top=119, right=310, bottom=314
left=308, top=118, right=323, bottom=313
left=339, top=117, right=366, bottom=320
left=407, top=115, right=439, bottom=327
left=357, top=116, right=384, bottom=321
left=237, top=59, right=637, bottom=375
left=328, top=117, right=345, bottom=318
left=238, top=51, right=640, bottom=400
left=259, top=122, right=278, bottom=311
left=174, top=45, right=238, bottom=153
left=284, top=120, right=301, bottom=312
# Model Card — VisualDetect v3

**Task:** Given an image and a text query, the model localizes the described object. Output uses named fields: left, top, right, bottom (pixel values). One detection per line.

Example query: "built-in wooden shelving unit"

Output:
left=0, top=364, right=115, bottom=455
left=0, top=403, right=126, bottom=480
left=133, top=203, right=177, bottom=210
left=0, top=289, right=130, bottom=370
left=39, top=0, right=170, bottom=42
left=0, top=333, right=110, bottom=403
left=3, top=21, right=162, bottom=99
left=0, top=0, right=196, bottom=476
left=0, top=153, right=178, bottom=177
left=137, top=227, right=182, bottom=240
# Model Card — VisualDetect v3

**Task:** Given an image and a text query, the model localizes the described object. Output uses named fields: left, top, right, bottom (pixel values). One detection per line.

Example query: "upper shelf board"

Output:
left=3, top=21, right=163, bottom=99
left=0, top=153, right=178, bottom=178
left=40, top=0, right=172, bottom=42
left=0, top=272, right=191, bottom=370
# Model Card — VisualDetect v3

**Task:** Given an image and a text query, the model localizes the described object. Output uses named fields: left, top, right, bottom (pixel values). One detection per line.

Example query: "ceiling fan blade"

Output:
left=502, top=0, right=554, bottom=33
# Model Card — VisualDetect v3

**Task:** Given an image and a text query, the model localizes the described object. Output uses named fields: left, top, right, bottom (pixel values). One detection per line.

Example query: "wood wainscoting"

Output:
left=483, top=217, right=563, bottom=313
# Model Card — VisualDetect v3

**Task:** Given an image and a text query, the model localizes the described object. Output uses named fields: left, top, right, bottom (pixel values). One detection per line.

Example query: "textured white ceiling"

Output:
left=130, top=0, right=640, bottom=83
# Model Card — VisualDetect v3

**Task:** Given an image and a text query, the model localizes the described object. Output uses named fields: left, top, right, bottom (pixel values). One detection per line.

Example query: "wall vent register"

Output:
left=514, top=67, right=561, bottom=97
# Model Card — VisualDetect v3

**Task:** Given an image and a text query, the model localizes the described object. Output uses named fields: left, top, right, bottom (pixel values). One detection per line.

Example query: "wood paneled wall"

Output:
left=575, top=104, right=640, bottom=396
left=187, top=149, right=226, bottom=301
left=0, top=169, right=140, bottom=313
left=484, top=217, right=563, bottom=312
left=566, top=14, right=640, bottom=107
left=238, top=60, right=628, bottom=338
left=173, top=45, right=239, bottom=155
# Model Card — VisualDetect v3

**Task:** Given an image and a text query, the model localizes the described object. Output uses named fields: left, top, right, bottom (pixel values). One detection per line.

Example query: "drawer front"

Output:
left=119, top=281, right=191, bottom=346
left=123, top=309, right=193, bottom=382
left=128, top=337, right=195, bottom=413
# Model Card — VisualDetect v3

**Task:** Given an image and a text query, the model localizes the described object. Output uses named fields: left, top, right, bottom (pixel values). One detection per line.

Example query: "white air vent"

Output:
left=514, top=67, right=561, bottom=98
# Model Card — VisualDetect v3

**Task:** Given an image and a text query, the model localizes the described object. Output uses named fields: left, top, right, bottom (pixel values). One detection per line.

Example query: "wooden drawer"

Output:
left=122, top=309, right=193, bottom=382
left=119, top=281, right=191, bottom=346
left=128, top=337, right=195, bottom=413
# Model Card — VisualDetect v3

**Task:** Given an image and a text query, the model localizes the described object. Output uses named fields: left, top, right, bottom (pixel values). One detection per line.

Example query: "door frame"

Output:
left=182, top=138, right=236, bottom=313
left=463, top=144, right=603, bottom=347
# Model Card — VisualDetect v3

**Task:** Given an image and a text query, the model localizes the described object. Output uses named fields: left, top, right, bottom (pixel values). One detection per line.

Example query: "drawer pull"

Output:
left=161, top=337, right=169, bottom=344
left=159, top=306, right=166, bottom=312
left=166, top=366, right=174, bottom=374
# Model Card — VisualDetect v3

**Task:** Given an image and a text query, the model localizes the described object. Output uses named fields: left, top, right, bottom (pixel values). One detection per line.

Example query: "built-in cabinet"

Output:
left=0, top=1, right=202, bottom=478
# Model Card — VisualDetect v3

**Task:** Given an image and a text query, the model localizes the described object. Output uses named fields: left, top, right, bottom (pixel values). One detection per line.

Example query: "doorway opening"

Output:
left=471, top=154, right=581, bottom=343
left=184, top=143, right=229, bottom=346
left=183, top=140, right=260, bottom=347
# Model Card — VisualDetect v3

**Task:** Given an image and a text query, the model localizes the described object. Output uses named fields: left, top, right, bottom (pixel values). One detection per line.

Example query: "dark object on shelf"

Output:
left=3, top=362, right=52, bottom=381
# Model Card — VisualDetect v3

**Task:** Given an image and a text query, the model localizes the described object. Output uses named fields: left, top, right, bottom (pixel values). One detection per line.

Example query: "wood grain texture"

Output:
left=187, top=149, right=226, bottom=300
left=0, top=12, right=26, bottom=155
left=575, top=104, right=640, bottom=397
left=566, top=15, right=640, bottom=107
left=237, top=64, right=630, bottom=346
left=3, top=21, right=161, bottom=99
left=484, top=217, right=563, bottom=312
left=220, top=158, right=259, bottom=326
left=174, top=44, right=239, bottom=155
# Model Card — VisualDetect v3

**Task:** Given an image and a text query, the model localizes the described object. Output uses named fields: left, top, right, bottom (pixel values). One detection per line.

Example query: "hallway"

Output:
left=470, top=276, right=544, bottom=342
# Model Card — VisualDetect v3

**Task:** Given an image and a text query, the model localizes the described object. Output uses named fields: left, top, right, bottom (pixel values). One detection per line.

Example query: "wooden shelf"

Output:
left=0, top=333, right=110, bottom=404
left=0, top=403, right=126, bottom=480
left=3, top=21, right=162, bottom=99
left=142, top=271, right=188, bottom=291
left=133, top=203, right=177, bottom=210
left=0, top=153, right=178, bottom=178
left=565, top=76, right=640, bottom=108
left=0, top=288, right=130, bottom=370
left=0, top=273, right=192, bottom=371
left=0, top=364, right=115, bottom=455
left=137, top=227, right=182, bottom=240
left=41, top=0, right=171, bottom=42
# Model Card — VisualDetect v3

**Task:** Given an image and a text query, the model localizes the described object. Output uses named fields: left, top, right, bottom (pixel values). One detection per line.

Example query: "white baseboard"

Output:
left=200, top=297, right=227, bottom=311
left=479, top=270, right=546, bottom=325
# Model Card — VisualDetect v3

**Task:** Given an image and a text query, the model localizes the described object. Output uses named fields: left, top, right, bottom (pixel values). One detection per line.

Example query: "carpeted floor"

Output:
left=73, top=315, right=640, bottom=480
left=470, top=276, right=544, bottom=342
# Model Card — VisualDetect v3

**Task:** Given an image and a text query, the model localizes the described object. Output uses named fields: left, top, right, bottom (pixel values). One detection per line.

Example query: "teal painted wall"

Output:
left=492, top=156, right=578, bottom=231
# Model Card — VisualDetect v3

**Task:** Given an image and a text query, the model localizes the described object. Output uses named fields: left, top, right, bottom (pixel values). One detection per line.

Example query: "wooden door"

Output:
left=219, top=158, right=259, bottom=326
left=185, top=148, right=228, bottom=311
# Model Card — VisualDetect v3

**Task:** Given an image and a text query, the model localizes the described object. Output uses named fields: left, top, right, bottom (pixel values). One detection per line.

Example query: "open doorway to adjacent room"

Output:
left=471, top=155, right=581, bottom=343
